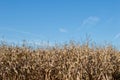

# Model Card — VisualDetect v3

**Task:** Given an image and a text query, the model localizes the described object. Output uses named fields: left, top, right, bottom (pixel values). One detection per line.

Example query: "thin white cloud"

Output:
left=59, top=28, right=67, bottom=33
left=82, top=16, right=100, bottom=26
left=0, top=27, right=45, bottom=38
left=114, top=33, right=120, bottom=39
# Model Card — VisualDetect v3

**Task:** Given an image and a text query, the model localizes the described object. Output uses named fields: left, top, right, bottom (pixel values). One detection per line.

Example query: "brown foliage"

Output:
left=0, top=41, right=120, bottom=80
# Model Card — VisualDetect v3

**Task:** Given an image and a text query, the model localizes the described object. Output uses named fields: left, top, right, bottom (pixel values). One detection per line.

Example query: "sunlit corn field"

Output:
left=0, top=41, right=120, bottom=80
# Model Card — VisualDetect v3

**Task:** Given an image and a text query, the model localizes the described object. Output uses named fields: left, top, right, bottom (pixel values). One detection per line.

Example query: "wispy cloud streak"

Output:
left=0, top=27, right=45, bottom=38
left=81, top=16, right=100, bottom=27
left=59, top=28, right=67, bottom=33
left=114, top=33, right=120, bottom=39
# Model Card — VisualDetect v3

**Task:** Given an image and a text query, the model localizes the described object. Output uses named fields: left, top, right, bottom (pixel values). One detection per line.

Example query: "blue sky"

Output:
left=0, top=0, right=120, bottom=46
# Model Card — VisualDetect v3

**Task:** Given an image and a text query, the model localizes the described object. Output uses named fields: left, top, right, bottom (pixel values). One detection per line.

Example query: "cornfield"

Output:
left=0, top=41, right=120, bottom=80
